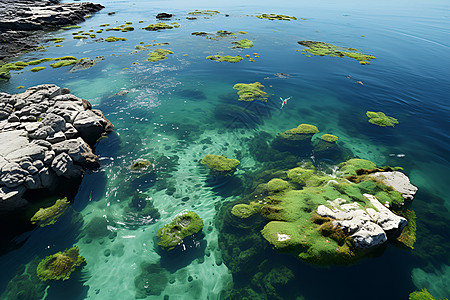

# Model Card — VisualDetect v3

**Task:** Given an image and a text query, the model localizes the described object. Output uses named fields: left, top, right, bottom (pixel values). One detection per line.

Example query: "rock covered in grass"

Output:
left=233, top=82, right=268, bottom=101
left=0, top=84, right=113, bottom=212
left=366, top=111, right=399, bottom=127
left=30, top=197, right=70, bottom=227
left=156, top=211, right=204, bottom=250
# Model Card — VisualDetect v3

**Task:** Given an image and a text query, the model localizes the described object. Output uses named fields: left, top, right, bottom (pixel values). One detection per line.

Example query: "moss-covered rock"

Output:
left=49, top=59, right=79, bottom=68
left=142, top=23, right=173, bottom=31
left=105, top=36, right=127, bottom=42
left=366, top=111, right=399, bottom=127
left=395, top=209, right=417, bottom=249
left=320, top=134, right=338, bottom=143
left=130, top=159, right=152, bottom=171
left=272, top=124, right=319, bottom=153
left=267, top=178, right=290, bottom=193
left=409, top=288, right=440, bottom=300
left=200, top=154, right=240, bottom=175
left=256, top=14, right=297, bottom=21
left=188, top=10, right=220, bottom=16
left=231, top=203, right=259, bottom=219
left=206, top=55, right=243, bottom=63
left=233, top=39, right=254, bottom=49
left=338, top=158, right=377, bottom=176
left=156, top=211, right=204, bottom=250
left=298, top=40, right=376, bottom=64
left=30, top=198, right=70, bottom=227
left=30, top=66, right=46, bottom=72
left=233, top=82, right=267, bottom=102
left=36, top=246, right=85, bottom=281
left=146, top=48, right=173, bottom=62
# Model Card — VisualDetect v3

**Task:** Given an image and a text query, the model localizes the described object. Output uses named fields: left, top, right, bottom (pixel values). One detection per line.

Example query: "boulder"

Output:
left=369, top=171, right=418, bottom=201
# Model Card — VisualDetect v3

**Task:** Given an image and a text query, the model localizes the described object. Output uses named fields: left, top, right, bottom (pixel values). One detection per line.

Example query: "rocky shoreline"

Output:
left=0, top=0, right=104, bottom=61
left=0, top=84, right=113, bottom=213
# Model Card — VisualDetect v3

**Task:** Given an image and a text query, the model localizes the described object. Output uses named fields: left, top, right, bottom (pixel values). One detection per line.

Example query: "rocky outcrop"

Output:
left=369, top=171, right=418, bottom=201
left=317, top=194, right=407, bottom=249
left=0, top=84, right=113, bottom=212
left=0, top=0, right=104, bottom=61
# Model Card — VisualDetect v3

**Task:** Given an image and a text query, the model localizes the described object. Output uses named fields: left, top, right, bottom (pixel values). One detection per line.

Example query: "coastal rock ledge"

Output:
left=0, top=84, right=113, bottom=212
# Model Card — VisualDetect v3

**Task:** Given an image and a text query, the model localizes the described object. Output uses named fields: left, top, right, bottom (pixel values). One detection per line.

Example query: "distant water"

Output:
left=1, top=0, right=449, bottom=299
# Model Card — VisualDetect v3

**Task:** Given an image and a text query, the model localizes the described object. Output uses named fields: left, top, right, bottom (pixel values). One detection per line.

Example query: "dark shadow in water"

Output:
left=44, top=268, right=89, bottom=300
left=158, top=233, right=207, bottom=273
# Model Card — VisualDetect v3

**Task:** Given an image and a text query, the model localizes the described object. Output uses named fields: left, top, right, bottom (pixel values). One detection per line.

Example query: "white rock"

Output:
left=369, top=171, right=418, bottom=201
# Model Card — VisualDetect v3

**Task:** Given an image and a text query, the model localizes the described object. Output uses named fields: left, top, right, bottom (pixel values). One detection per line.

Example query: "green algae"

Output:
left=27, top=58, right=53, bottom=65
left=146, top=48, right=173, bottom=62
left=256, top=14, right=297, bottom=21
left=156, top=211, right=204, bottom=250
left=130, top=159, right=152, bottom=171
left=298, top=40, right=376, bottom=64
left=238, top=31, right=247, bottom=34
left=200, top=154, right=240, bottom=175
left=231, top=204, right=259, bottom=219
left=30, top=66, right=46, bottom=72
left=49, top=59, right=79, bottom=68
left=206, top=55, right=243, bottom=63
left=100, top=24, right=110, bottom=27
left=409, top=288, right=446, bottom=300
left=105, top=27, right=122, bottom=31
left=395, top=209, right=417, bottom=249
left=1, top=62, right=29, bottom=79
left=36, top=246, right=85, bottom=281
left=338, top=158, right=377, bottom=176
left=30, top=198, right=70, bottom=227
left=320, top=134, right=338, bottom=143
left=122, top=26, right=134, bottom=32
left=233, top=82, right=268, bottom=101
left=233, top=39, right=254, bottom=49
left=61, top=25, right=82, bottom=30
left=267, top=178, right=290, bottom=193
left=143, top=23, right=174, bottom=31
left=188, top=10, right=220, bottom=16
left=366, top=111, right=399, bottom=127
left=49, top=38, right=65, bottom=43
left=105, top=36, right=127, bottom=42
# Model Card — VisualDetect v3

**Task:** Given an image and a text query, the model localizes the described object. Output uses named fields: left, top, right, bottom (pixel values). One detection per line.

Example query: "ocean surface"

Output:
left=1, top=0, right=449, bottom=299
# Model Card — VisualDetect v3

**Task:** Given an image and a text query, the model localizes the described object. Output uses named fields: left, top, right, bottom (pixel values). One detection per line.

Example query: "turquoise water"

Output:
left=1, top=0, right=450, bottom=299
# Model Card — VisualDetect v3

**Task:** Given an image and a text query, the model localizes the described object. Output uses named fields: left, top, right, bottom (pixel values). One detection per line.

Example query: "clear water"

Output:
left=1, top=0, right=449, bottom=299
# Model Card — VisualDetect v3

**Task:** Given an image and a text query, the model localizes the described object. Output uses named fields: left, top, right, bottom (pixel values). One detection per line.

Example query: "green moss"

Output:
left=256, top=14, right=297, bottom=21
left=192, top=31, right=208, bottom=36
left=73, top=35, right=87, bottom=39
left=188, top=10, right=220, bottom=16
left=16, top=86, right=25, bottom=89
left=30, top=198, right=69, bottom=227
left=49, top=59, right=79, bottom=68
left=50, top=38, right=65, bottom=43
left=287, top=167, right=329, bottom=187
left=122, top=26, right=134, bottom=32
left=320, top=134, right=338, bottom=143
left=396, top=210, right=417, bottom=249
left=233, top=39, right=254, bottom=49
left=105, top=36, right=127, bottom=42
left=30, top=66, right=46, bottom=72
left=146, top=48, right=173, bottom=62
left=130, top=160, right=152, bottom=170
left=36, top=246, right=85, bottom=281
left=298, top=41, right=376, bottom=64
left=143, top=23, right=174, bottom=31
left=156, top=211, right=204, bottom=250
left=267, top=178, right=290, bottom=193
left=233, top=82, right=267, bottom=101
left=231, top=204, right=259, bottom=219
left=409, top=288, right=438, bottom=300
left=200, top=154, right=240, bottom=175
left=206, top=55, right=243, bottom=63
left=366, top=111, right=399, bottom=127
left=27, top=58, right=53, bottom=65
left=338, top=158, right=377, bottom=176
left=61, top=25, right=82, bottom=29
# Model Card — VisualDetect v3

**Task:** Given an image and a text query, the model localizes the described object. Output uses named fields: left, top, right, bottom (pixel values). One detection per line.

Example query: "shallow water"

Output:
left=1, top=0, right=449, bottom=299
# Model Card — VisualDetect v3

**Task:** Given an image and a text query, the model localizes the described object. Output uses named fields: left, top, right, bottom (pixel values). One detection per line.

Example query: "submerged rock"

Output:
left=0, top=84, right=113, bottom=212
left=366, top=111, right=399, bottom=127
left=36, top=246, right=85, bottom=281
left=200, top=154, right=240, bottom=176
left=30, top=197, right=70, bottom=227
left=233, top=82, right=268, bottom=102
left=156, top=211, right=204, bottom=250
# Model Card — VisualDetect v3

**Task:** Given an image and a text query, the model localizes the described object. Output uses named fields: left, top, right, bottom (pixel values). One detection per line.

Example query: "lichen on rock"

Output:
left=156, top=211, right=204, bottom=250
left=36, top=246, right=85, bottom=281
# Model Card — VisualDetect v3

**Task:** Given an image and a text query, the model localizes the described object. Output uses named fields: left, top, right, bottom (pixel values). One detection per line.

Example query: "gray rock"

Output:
left=52, top=137, right=99, bottom=168
left=46, top=131, right=66, bottom=143
left=41, top=112, right=66, bottom=133
left=0, top=185, right=28, bottom=211
left=24, top=173, right=42, bottom=189
left=5, top=144, right=46, bottom=162
left=43, top=150, right=55, bottom=165
left=51, top=152, right=83, bottom=178
left=73, top=110, right=108, bottom=144
left=0, top=162, right=29, bottom=188
left=38, top=167, right=54, bottom=188
left=369, top=171, right=418, bottom=201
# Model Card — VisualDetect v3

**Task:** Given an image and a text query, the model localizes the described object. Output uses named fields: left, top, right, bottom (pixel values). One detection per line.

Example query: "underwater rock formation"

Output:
left=36, top=245, right=85, bottom=281
left=206, top=55, right=243, bottom=63
left=0, top=0, right=104, bottom=61
left=0, top=84, right=113, bottom=212
left=156, top=211, right=204, bottom=250
left=200, top=154, right=240, bottom=176
left=272, top=123, right=319, bottom=154
left=146, top=49, right=174, bottom=62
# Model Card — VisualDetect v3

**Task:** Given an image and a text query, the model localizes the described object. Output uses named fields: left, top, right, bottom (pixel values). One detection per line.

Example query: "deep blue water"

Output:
left=1, top=0, right=449, bottom=299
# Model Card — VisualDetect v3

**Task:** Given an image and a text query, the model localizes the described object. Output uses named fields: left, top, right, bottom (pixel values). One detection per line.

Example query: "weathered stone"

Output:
left=52, top=137, right=99, bottom=168
left=24, top=173, right=42, bottom=189
left=0, top=185, right=28, bottom=211
left=0, top=162, right=29, bottom=188
left=43, top=150, right=55, bottom=165
left=46, top=131, right=66, bottom=144
left=51, top=152, right=83, bottom=178
left=369, top=171, right=418, bottom=201
left=73, top=110, right=109, bottom=145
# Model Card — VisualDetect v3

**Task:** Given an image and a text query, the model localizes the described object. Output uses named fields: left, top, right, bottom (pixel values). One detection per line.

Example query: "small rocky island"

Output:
left=0, top=0, right=104, bottom=61
left=0, top=84, right=113, bottom=213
